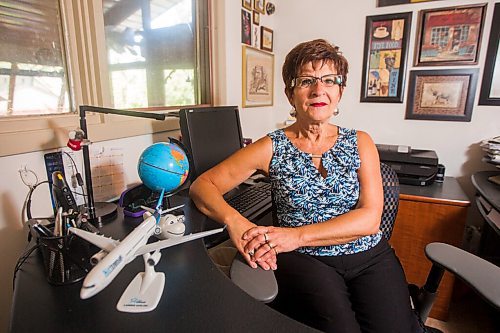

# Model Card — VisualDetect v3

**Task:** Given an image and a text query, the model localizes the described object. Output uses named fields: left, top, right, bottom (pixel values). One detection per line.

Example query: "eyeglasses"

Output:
left=291, top=74, right=344, bottom=89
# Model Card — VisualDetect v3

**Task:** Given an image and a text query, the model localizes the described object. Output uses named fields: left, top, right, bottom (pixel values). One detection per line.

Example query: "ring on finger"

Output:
left=248, top=249, right=254, bottom=256
left=263, top=233, right=269, bottom=242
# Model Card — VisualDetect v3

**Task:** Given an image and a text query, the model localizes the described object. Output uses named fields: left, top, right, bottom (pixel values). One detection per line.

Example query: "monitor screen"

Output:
left=179, top=106, right=243, bottom=179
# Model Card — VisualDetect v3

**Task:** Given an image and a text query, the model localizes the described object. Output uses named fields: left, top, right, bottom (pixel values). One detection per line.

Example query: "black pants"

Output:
left=270, top=239, right=422, bottom=333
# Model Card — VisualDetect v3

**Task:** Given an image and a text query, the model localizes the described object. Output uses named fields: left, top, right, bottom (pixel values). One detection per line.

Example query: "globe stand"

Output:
left=79, top=105, right=177, bottom=224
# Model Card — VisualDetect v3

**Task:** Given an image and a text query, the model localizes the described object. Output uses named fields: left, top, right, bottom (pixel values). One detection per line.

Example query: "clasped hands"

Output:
left=238, top=225, right=298, bottom=271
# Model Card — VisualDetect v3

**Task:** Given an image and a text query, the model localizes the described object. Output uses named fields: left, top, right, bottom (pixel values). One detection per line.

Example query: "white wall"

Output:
left=1, top=0, right=499, bottom=330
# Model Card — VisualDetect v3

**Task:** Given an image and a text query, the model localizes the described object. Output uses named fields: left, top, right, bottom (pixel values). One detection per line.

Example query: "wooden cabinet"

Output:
left=389, top=177, right=470, bottom=321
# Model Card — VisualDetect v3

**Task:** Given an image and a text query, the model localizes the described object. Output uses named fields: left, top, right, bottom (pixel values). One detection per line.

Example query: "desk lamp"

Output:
left=78, top=105, right=174, bottom=224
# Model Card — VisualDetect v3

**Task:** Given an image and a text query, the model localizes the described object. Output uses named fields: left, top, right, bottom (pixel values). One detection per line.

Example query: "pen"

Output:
left=32, top=224, right=55, bottom=238
left=54, top=207, right=63, bottom=237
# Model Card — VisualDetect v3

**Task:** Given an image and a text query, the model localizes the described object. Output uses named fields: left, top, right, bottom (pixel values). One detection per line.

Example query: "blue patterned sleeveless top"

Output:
left=267, top=127, right=382, bottom=256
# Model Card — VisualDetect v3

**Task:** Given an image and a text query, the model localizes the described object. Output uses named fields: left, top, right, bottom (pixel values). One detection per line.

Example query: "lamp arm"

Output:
left=78, top=105, right=175, bottom=222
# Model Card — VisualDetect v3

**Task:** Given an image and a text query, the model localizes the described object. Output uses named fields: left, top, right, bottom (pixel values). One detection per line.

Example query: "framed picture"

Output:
left=415, top=4, right=486, bottom=66
left=479, top=3, right=500, bottom=106
left=242, top=0, right=252, bottom=11
left=378, top=0, right=440, bottom=7
left=241, top=10, right=251, bottom=46
left=405, top=69, right=478, bottom=122
left=253, top=10, right=260, bottom=25
left=260, top=26, right=273, bottom=52
left=253, top=26, right=260, bottom=49
left=254, top=0, right=265, bottom=14
left=242, top=46, right=274, bottom=107
left=360, top=12, right=412, bottom=103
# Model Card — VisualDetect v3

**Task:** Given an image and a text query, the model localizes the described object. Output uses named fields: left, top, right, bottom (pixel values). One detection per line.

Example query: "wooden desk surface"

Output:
left=399, top=176, right=470, bottom=207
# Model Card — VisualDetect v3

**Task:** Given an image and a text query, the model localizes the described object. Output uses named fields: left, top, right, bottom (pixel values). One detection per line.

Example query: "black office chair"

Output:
left=230, top=162, right=400, bottom=303
left=231, top=163, right=500, bottom=331
left=379, top=162, right=400, bottom=241
left=410, top=243, right=500, bottom=332
left=377, top=163, right=500, bottom=332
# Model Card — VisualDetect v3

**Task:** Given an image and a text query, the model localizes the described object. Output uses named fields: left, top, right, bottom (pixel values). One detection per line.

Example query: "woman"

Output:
left=190, top=39, right=421, bottom=333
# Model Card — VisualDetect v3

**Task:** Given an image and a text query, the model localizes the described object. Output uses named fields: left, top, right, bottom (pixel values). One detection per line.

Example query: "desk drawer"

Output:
left=476, top=195, right=500, bottom=234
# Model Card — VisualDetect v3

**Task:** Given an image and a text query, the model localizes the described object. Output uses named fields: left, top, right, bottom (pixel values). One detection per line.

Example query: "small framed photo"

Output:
left=241, top=10, right=251, bottom=46
left=253, top=10, right=260, bottom=25
left=253, top=26, right=260, bottom=49
left=254, top=0, right=265, bottom=14
left=242, top=46, right=274, bottom=107
left=405, top=69, right=478, bottom=122
left=415, top=4, right=486, bottom=66
left=260, top=26, right=273, bottom=52
left=479, top=2, right=500, bottom=106
left=360, top=12, right=412, bottom=103
left=242, top=0, right=252, bottom=11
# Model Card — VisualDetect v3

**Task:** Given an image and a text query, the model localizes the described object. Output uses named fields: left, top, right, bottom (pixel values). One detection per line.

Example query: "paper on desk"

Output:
left=90, top=147, right=126, bottom=202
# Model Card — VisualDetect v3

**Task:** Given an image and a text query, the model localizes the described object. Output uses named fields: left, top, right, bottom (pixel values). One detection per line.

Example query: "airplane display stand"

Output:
left=117, top=253, right=165, bottom=313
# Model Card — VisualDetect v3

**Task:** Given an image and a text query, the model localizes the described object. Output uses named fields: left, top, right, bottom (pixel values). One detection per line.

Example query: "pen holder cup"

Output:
left=38, top=233, right=94, bottom=286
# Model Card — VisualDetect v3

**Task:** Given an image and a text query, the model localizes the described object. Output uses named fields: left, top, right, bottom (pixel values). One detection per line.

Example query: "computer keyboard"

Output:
left=226, top=182, right=272, bottom=218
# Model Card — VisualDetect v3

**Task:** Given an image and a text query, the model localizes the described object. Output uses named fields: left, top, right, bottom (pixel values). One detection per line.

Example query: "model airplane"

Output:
left=70, top=189, right=224, bottom=313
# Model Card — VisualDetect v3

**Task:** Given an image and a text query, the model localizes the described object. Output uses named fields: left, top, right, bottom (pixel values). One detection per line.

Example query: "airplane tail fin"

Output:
left=153, top=189, right=166, bottom=223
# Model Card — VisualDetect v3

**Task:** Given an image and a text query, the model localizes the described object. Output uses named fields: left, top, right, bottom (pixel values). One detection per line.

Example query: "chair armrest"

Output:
left=425, top=242, right=500, bottom=310
left=230, top=252, right=278, bottom=303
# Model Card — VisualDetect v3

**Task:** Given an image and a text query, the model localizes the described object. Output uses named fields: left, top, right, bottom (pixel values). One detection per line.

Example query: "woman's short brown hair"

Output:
left=282, top=39, right=349, bottom=99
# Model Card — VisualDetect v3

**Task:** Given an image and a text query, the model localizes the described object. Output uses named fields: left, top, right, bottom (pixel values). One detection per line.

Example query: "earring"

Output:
left=289, top=107, right=296, bottom=117
left=333, top=107, right=340, bottom=116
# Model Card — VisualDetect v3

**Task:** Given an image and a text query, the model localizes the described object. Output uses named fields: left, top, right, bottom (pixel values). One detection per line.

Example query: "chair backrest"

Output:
left=380, top=162, right=400, bottom=240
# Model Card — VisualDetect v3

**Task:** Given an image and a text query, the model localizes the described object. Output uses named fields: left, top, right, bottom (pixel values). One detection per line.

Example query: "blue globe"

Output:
left=137, top=142, right=190, bottom=193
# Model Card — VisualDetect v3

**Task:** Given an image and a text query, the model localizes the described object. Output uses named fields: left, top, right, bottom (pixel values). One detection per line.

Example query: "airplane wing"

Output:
left=69, top=227, right=120, bottom=252
left=134, top=227, right=225, bottom=257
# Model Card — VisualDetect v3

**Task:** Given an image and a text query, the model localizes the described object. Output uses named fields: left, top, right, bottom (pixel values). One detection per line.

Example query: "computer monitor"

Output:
left=179, top=106, right=244, bottom=179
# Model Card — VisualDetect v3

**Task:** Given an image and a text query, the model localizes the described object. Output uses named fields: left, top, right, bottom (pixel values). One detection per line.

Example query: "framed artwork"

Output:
left=260, top=26, right=273, bottom=52
left=241, top=10, right=251, bottom=46
left=242, top=0, right=252, bottom=11
left=242, top=46, right=274, bottom=107
left=405, top=69, right=478, bottom=122
left=253, top=26, right=260, bottom=49
left=360, top=12, right=412, bottom=103
left=254, top=0, right=265, bottom=14
left=415, top=4, right=486, bottom=66
left=253, top=10, right=260, bottom=25
left=378, top=0, right=440, bottom=7
left=479, top=2, right=500, bottom=106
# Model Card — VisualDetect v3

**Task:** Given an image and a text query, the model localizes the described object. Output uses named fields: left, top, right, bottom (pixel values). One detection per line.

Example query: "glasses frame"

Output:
left=291, top=74, right=343, bottom=89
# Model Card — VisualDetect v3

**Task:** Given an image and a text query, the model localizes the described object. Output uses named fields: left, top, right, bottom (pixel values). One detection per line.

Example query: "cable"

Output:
left=62, top=151, right=87, bottom=207
left=26, top=180, right=49, bottom=220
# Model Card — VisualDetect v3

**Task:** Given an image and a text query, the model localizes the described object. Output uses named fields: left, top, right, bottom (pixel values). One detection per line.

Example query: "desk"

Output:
left=472, top=171, right=500, bottom=264
left=389, top=177, right=470, bottom=321
left=9, top=196, right=317, bottom=333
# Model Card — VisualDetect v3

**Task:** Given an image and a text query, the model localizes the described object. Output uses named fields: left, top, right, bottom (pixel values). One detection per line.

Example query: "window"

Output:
left=102, top=0, right=211, bottom=109
left=430, top=27, right=450, bottom=48
left=0, top=0, right=214, bottom=157
left=0, top=0, right=71, bottom=117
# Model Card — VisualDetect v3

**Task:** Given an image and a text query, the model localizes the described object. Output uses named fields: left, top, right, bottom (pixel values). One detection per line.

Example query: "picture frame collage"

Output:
left=364, top=2, right=495, bottom=122
left=241, top=0, right=274, bottom=52
left=241, top=0, right=275, bottom=107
